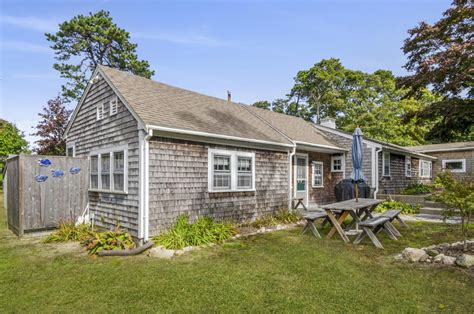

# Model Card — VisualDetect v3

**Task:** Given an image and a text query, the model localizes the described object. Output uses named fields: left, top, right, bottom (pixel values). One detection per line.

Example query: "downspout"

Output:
left=144, top=129, right=152, bottom=242
left=138, top=128, right=152, bottom=243
left=288, top=144, right=296, bottom=211
left=373, top=147, right=382, bottom=199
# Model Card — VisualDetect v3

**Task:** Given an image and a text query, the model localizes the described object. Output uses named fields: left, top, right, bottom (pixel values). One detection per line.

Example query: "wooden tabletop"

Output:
left=321, top=198, right=384, bottom=211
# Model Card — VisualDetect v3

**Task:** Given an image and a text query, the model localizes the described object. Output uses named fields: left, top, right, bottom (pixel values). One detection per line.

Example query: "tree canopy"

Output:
left=46, top=10, right=154, bottom=101
left=0, top=119, right=29, bottom=158
left=32, top=97, right=71, bottom=155
left=254, top=59, right=438, bottom=146
left=400, top=0, right=473, bottom=142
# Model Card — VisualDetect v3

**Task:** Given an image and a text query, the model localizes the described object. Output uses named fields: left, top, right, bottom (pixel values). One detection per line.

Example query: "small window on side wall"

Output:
left=331, top=155, right=344, bottom=172
left=405, top=157, right=411, bottom=177
left=90, top=155, right=99, bottom=189
left=382, top=152, right=390, bottom=177
left=419, top=160, right=432, bottom=178
left=208, top=149, right=255, bottom=192
left=312, top=161, right=323, bottom=188
left=97, top=103, right=104, bottom=120
left=110, top=97, right=118, bottom=116
left=442, top=159, right=465, bottom=173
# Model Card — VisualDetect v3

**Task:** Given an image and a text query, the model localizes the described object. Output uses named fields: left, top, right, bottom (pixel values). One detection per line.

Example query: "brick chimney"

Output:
left=227, top=90, right=231, bottom=102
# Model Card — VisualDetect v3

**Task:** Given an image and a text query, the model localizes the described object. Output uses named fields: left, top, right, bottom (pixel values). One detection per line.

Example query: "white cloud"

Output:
left=0, top=41, right=50, bottom=54
left=0, top=15, right=58, bottom=33
left=133, top=31, right=233, bottom=47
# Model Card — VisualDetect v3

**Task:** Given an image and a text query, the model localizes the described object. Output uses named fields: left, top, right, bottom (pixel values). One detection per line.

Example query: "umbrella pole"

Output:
left=355, top=183, right=359, bottom=202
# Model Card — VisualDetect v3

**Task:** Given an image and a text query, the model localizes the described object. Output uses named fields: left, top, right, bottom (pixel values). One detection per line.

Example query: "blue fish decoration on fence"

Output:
left=35, top=175, right=48, bottom=182
left=69, top=167, right=81, bottom=174
left=51, top=169, right=64, bottom=178
left=38, top=159, right=52, bottom=167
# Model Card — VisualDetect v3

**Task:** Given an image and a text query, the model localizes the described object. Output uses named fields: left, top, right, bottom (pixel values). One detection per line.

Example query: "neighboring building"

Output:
left=313, top=121, right=436, bottom=195
left=408, top=142, right=474, bottom=182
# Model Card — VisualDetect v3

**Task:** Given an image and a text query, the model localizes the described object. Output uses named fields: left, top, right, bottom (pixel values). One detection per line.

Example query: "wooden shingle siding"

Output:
left=315, top=130, right=373, bottom=187
left=66, top=77, right=141, bottom=236
left=378, top=152, right=419, bottom=194
left=303, top=151, right=343, bottom=204
left=148, top=137, right=289, bottom=235
left=429, top=150, right=474, bottom=181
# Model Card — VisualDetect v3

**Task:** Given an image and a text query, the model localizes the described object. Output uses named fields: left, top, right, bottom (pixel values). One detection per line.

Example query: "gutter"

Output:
left=146, top=124, right=294, bottom=149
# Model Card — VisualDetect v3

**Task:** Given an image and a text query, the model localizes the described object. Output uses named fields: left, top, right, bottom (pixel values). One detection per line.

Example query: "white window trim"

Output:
left=66, top=142, right=76, bottom=157
left=331, top=155, right=344, bottom=173
left=312, top=161, right=324, bottom=188
left=419, top=160, right=432, bottom=178
left=109, top=97, right=118, bottom=116
left=442, top=159, right=466, bottom=173
left=97, top=103, right=104, bottom=120
left=382, top=152, right=390, bottom=177
left=405, top=156, right=411, bottom=177
left=89, top=145, right=128, bottom=194
left=208, top=148, right=255, bottom=193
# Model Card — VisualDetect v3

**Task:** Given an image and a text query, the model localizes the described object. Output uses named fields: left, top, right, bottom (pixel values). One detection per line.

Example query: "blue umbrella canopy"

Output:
left=350, top=127, right=365, bottom=183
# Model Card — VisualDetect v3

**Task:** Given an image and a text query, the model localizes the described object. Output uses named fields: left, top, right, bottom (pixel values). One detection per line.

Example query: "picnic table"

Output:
left=321, top=198, right=384, bottom=243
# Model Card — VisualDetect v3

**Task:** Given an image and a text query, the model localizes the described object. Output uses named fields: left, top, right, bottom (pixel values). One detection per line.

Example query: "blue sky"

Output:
left=0, top=0, right=450, bottom=146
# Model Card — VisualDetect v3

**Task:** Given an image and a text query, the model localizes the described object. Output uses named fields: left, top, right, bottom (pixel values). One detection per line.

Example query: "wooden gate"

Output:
left=4, top=154, right=89, bottom=235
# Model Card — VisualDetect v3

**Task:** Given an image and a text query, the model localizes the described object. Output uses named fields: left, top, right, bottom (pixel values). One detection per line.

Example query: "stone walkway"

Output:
left=400, top=214, right=461, bottom=224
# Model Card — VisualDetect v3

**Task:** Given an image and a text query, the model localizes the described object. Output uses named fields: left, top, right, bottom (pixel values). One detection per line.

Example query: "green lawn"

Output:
left=0, top=193, right=473, bottom=313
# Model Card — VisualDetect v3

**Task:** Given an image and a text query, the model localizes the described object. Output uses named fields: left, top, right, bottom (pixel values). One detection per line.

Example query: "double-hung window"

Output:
left=312, top=161, right=324, bottom=188
left=331, top=155, right=344, bottom=172
left=89, top=146, right=128, bottom=193
left=405, top=156, right=412, bottom=177
left=382, top=152, right=390, bottom=177
left=208, top=149, right=255, bottom=192
left=419, top=160, right=432, bottom=178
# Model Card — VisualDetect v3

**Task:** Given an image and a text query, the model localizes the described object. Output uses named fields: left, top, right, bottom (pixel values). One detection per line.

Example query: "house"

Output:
left=65, top=66, right=352, bottom=241
left=407, top=142, right=474, bottom=182
left=63, top=65, right=451, bottom=242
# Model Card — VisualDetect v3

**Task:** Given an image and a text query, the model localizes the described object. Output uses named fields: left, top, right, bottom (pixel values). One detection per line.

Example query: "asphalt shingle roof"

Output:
left=408, top=141, right=474, bottom=153
left=100, top=66, right=294, bottom=146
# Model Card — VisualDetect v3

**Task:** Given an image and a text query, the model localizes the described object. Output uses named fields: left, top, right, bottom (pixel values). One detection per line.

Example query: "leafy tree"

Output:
left=252, top=100, right=271, bottom=110
left=32, top=97, right=71, bottom=155
left=434, top=171, right=474, bottom=251
left=46, top=10, right=154, bottom=101
left=284, top=59, right=437, bottom=145
left=0, top=119, right=29, bottom=187
left=290, top=58, right=346, bottom=123
left=400, top=0, right=474, bottom=142
left=0, top=119, right=29, bottom=157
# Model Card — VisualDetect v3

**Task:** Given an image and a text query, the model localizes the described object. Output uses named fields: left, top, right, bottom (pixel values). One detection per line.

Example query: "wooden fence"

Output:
left=4, top=154, right=89, bottom=235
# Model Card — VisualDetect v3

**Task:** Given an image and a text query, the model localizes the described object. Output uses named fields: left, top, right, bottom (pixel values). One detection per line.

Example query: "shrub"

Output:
left=82, top=227, right=135, bottom=255
left=44, top=220, right=93, bottom=243
left=153, top=215, right=237, bottom=250
left=248, top=209, right=302, bottom=228
left=375, top=200, right=420, bottom=214
left=402, top=183, right=432, bottom=195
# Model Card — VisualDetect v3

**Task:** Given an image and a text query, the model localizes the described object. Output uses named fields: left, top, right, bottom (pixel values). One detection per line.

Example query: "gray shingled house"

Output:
left=63, top=65, right=452, bottom=242
left=64, top=66, right=348, bottom=241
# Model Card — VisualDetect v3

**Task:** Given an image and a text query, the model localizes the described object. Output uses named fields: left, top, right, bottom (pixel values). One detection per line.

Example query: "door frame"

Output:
left=293, top=153, right=309, bottom=207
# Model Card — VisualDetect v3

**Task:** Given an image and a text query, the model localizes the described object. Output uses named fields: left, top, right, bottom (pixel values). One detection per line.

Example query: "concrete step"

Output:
left=419, top=207, right=460, bottom=216
left=423, top=201, right=448, bottom=209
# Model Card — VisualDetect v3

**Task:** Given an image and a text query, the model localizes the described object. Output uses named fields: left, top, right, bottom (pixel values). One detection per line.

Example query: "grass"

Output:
left=0, top=192, right=473, bottom=312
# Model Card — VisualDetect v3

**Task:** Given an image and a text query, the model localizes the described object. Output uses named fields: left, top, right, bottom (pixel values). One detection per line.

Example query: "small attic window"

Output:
left=110, top=97, right=118, bottom=116
left=97, top=103, right=104, bottom=120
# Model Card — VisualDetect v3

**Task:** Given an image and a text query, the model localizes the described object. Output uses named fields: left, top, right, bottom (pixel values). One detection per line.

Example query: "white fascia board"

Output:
left=146, top=125, right=294, bottom=149
left=413, top=147, right=474, bottom=153
left=294, top=141, right=347, bottom=153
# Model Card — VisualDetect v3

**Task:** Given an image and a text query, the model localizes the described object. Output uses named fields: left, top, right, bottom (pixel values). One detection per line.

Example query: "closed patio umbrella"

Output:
left=350, top=127, right=365, bottom=202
